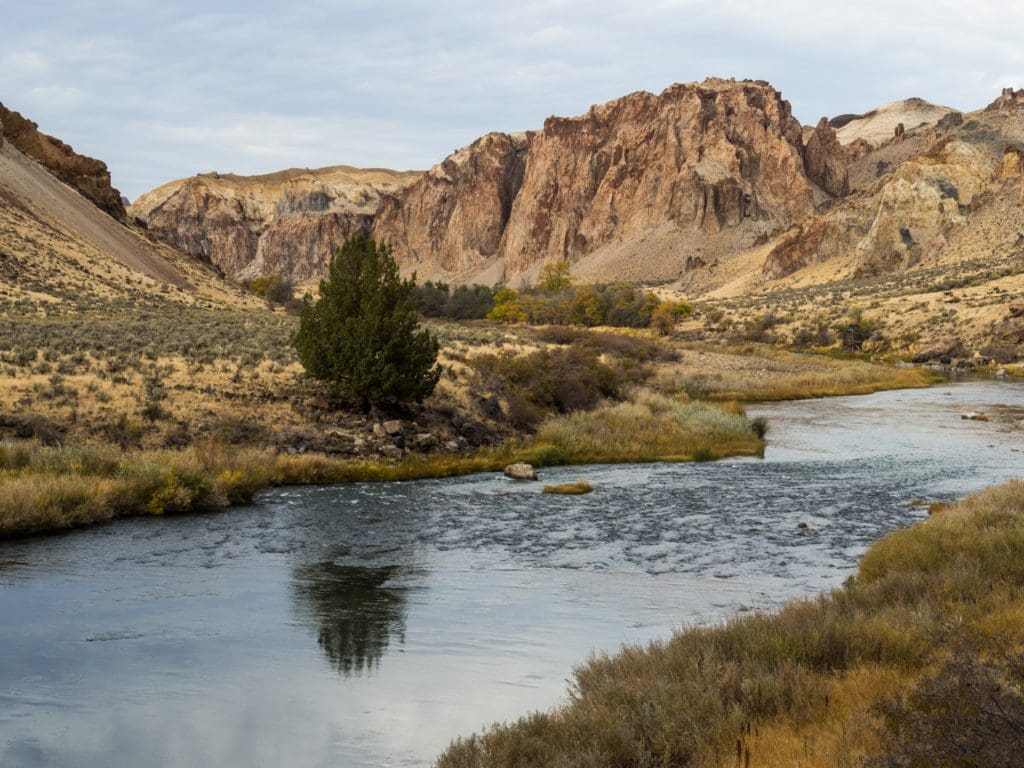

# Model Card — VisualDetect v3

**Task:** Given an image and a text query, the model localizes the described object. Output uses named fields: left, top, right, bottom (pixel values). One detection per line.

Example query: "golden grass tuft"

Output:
left=0, top=389, right=764, bottom=538
left=542, top=478, right=593, bottom=495
left=534, top=391, right=763, bottom=464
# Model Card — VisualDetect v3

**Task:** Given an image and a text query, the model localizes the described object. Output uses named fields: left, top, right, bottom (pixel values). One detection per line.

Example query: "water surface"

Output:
left=2, top=381, right=1024, bottom=767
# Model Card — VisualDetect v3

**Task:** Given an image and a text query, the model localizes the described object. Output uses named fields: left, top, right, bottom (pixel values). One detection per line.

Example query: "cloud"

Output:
left=1, top=1, right=1020, bottom=198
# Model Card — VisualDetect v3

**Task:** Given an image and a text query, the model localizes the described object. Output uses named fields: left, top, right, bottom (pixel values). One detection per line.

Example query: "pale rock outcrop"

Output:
left=130, top=167, right=420, bottom=280
left=998, top=144, right=1024, bottom=179
left=832, top=98, right=958, bottom=147
left=853, top=140, right=992, bottom=275
left=986, top=88, right=1024, bottom=113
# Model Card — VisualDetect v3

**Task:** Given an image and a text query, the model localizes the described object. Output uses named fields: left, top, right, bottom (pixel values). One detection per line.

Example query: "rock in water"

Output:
left=504, top=463, right=538, bottom=481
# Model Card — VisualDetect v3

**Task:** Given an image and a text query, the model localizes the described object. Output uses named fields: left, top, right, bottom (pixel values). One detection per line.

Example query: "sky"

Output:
left=2, top=0, right=1022, bottom=201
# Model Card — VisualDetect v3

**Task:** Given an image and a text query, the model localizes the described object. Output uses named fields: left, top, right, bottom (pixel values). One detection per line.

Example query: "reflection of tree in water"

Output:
left=291, top=561, right=413, bottom=676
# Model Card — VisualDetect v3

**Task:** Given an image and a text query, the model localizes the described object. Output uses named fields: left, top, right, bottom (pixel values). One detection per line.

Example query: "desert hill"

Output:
left=831, top=97, right=959, bottom=147
left=0, top=101, right=260, bottom=309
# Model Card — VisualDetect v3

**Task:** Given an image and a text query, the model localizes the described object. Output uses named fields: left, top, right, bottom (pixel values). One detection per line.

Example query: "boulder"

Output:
left=912, top=337, right=962, bottom=363
left=413, top=433, right=438, bottom=451
left=382, top=419, right=403, bottom=437
left=504, top=463, right=538, bottom=481
left=961, top=412, right=989, bottom=421
left=379, top=444, right=403, bottom=459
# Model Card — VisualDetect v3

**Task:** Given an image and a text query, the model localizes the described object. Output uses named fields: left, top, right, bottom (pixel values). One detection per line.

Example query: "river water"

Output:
left=2, top=381, right=1024, bottom=767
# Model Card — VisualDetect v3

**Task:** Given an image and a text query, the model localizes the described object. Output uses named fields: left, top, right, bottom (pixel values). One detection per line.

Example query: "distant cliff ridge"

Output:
left=129, top=79, right=1024, bottom=295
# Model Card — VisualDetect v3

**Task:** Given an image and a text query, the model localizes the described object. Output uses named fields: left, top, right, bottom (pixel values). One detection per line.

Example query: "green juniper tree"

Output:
left=292, top=233, right=441, bottom=407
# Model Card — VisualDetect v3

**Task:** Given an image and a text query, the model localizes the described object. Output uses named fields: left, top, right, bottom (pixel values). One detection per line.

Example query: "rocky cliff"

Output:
left=0, top=102, right=126, bottom=221
left=763, top=90, right=1024, bottom=282
left=131, top=79, right=1024, bottom=301
left=376, top=78, right=826, bottom=284
left=130, top=166, right=421, bottom=280
left=372, top=131, right=529, bottom=278
left=134, top=79, right=849, bottom=285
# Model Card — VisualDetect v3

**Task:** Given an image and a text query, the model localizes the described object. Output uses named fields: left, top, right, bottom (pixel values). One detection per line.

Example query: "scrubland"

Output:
left=0, top=304, right=938, bottom=537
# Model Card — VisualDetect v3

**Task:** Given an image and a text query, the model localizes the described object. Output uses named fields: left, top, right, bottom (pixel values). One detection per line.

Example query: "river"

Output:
left=2, top=381, right=1024, bottom=767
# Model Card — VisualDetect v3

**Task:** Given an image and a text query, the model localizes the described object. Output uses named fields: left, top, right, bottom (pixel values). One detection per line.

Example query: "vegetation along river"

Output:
left=3, top=380, right=1024, bottom=767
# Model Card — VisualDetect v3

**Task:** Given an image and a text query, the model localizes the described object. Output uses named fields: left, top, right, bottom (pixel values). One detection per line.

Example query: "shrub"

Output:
left=488, top=288, right=527, bottom=323
left=870, top=645, right=1024, bottom=768
left=535, top=261, right=573, bottom=292
left=242, top=274, right=294, bottom=305
left=471, top=347, right=621, bottom=429
left=292, top=234, right=441, bottom=406
left=488, top=282, right=671, bottom=329
left=533, top=392, right=762, bottom=463
left=411, top=282, right=495, bottom=319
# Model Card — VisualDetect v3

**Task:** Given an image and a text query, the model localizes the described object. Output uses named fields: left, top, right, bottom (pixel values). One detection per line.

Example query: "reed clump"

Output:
left=661, top=347, right=939, bottom=402
left=534, top=391, right=764, bottom=463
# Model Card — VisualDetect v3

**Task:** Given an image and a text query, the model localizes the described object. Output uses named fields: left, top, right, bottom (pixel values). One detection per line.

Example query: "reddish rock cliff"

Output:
left=377, top=78, right=821, bottom=282
left=372, top=132, right=529, bottom=276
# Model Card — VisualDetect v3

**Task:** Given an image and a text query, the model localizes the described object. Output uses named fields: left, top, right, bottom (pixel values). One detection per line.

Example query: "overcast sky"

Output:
left=2, top=0, right=1022, bottom=200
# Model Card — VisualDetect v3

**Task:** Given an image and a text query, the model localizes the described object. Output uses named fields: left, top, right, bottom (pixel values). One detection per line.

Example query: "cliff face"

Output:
left=763, top=97, right=1024, bottom=282
left=130, top=166, right=420, bottom=280
left=133, top=78, right=842, bottom=285
left=372, top=132, right=530, bottom=277
left=376, top=79, right=822, bottom=283
left=0, top=102, right=126, bottom=221
left=803, top=117, right=867, bottom=198
left=134, top=79, right=1022, bottom=294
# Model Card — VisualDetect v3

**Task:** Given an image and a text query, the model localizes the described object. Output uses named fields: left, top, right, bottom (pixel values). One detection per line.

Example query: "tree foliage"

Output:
left=292, top=234, right=440, bottom=406
left=487, top=281, right=691, bottom=329
left=410, top=281, right=495, bottom=319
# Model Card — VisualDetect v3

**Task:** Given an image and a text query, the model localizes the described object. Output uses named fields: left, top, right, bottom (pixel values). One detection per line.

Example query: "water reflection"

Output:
left=291, top=560, right=416, bottom=675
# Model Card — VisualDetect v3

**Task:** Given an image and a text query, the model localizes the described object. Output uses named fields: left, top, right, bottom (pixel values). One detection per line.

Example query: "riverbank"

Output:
left=0, top=319, right=947, bottom=539
left=437, top=479, right=1024, bottom=768
left=663, top=344, right=940, bottom=400
left=0, top=395, right=764, bottom=538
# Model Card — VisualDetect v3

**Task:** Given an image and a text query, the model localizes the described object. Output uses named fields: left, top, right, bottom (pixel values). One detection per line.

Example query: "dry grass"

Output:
left=660, top=346, right=939, bottom=401
left=534, top=391, right=763, bottom=463
left=542, top=478, right=593, bottom=495
left=0, top=389, right=765, bottom=538
left=436, top=479, right=1024, bottom=768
